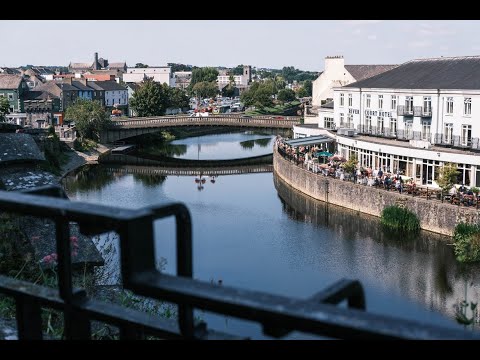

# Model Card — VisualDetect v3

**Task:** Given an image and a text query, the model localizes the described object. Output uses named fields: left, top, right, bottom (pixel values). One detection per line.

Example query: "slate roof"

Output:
left=344, top=65, right=398, bottom=82
left=345, top=56, right=480, bottom=90
left=71, top=81, right=92, bottom=91
left=86, top=81, right=104, bottom=91
left=0, top=133, right=45, bottom=164
left=321, top=101, right=334, bottom=109
left=0, top=74, right=23, bottom=89
left=108, top=62, right=126, bottom=69
left=24, top=90, right=56, bottom=100
left=95, top=81, right=127, bottom=91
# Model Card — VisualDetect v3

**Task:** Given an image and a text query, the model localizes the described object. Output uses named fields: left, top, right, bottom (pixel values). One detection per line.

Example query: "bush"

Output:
left=453, top=222, right=480, bottom=263
left=380, top=205, right=420, bottom=233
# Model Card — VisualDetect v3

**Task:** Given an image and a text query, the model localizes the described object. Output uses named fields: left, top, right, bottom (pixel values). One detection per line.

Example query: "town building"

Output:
left=0, top=74, right=29, bottom=125
left=174, top=71, right=192, bottom=90
left=69, top=52, right=127, bottom=73
left=122, top=67, right=175, bottom=87
left=217, top=65, right=252, bottom=93
left=311, top=56, right=397, bottom=109
left=296, top=55, right=480, bottom=188
left=95, top=81, right=128, bottom=114
left=23, top=90, right=60, bottom=128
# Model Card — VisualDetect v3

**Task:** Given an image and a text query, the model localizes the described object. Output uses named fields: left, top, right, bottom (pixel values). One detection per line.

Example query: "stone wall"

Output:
left=273, top=148, right=480, bottom=236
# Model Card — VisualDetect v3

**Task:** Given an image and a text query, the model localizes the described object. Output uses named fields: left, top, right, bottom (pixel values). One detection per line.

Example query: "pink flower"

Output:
left=41, top=253, right=58, bottom=264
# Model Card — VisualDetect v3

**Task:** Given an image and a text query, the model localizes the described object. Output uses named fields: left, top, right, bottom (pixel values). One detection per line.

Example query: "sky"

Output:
left=1, top=20, right=480, bottom=71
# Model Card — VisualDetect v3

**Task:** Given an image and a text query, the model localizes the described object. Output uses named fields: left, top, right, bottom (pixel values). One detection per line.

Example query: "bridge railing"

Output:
left=0, top=185, right=479, bottom=339
left=110, top=115, right=300, bottom=129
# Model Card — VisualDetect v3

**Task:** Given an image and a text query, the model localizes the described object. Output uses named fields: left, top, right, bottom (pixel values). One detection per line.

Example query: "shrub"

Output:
left=453, top=222, right=480, bottom=263
left=380, top=205, right=420, bottom=233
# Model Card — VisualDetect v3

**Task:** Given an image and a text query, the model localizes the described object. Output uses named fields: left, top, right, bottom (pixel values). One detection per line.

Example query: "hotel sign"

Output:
left=348, top=108, right=360, bottom=114
left=364, top=110, right=392, bottom=117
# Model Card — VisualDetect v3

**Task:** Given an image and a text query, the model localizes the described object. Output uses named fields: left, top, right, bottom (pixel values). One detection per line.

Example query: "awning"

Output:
left=285, top=135, right=335, bottom=147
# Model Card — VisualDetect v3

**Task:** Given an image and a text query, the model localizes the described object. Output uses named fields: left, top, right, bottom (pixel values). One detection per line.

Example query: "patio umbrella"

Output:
left=316, top=151, right=333, bottom=157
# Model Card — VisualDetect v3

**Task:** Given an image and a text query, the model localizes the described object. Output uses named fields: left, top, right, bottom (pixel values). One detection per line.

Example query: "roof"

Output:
left=71, top=81, right=92, bottom=91
left=94, top=81, right=127, bottom=91
left=86, top=81, right=104, bottom=90
left=285, top=135, right=335, bottom=147
left=69, top=62, right=93, bottom=69
left=0, top=74, right=23, bottom=89
left=345, top=56, right=480, bottom=90
left=126, top=83, right=140, bottom=91
left=32, top=82, right=62, bottom=97
left=108, top=62, right=126, bottom=69
left=24, top=90, right=56, bottom=100
left=344, top=65, right=398, bottom=82
left=0, top=67, right=21, bottom=75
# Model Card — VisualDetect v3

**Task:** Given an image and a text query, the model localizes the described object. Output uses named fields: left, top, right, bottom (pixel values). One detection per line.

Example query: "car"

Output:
left=272, top=116, right=284, bottom=120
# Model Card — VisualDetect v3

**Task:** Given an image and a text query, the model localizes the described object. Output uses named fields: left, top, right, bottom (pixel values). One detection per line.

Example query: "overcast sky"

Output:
left=1, top=20, right=479, bottom=71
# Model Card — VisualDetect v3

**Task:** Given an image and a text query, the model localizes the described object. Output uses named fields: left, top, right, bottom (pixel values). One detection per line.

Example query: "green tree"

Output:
left=192, top=81, right=218, bottom=99
left=303, top=80, right=313, bottom=96
left=190, top=67, right=219, bottom=87
left=0, top=97, right=9, bottom=122
left=135, top=63, right=149, bottom=68
left=240, top=82, right=274, bottom=108
left=168, top=88, right=189, bottom=109
left=437, top=162, right=459, bottom=194
left=232, top=65, right=244, bottom=75
left=296, top=87, right=308, bottom=98
left=129, top=79, right=170, bottom=117
left=65, top=99, right=111, bottom=141
left=343, top=154, right=358, bottom=175
left=277, top=88, right=296, bottom=103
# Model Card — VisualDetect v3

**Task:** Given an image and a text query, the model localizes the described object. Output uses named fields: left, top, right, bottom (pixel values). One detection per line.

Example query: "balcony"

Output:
left=421, top=109, right=432, bottom=117
left=397, top=105, right=413, bottom=116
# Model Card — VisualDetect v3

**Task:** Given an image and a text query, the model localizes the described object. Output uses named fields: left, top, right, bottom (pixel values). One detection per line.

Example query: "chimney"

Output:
left=63, top=77, right=72, bottom=85
left=80, top=78, right=87, bottom=86
left=94, top=52, right=99, bottom=70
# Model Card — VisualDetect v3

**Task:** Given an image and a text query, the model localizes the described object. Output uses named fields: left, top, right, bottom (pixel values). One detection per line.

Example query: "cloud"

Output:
left=344, top=20, right=384, bottom=26
left=409, top=40, right=432, bottom=48
left=367, top=34, right=377, bottom=41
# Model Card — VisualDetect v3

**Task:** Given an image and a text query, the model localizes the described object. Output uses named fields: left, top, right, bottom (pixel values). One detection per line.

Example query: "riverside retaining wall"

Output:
left=273, top=147, right=480, bottom=236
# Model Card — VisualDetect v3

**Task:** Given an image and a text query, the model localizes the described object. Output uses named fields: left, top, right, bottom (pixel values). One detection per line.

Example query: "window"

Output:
left=391, top=95, right=397, bottom=110
left=405, top=122, right=413, bottom=138
left=444, top=123, right=453, bottom=144
left=446, top=97, right=454, bottom=114
left=461, top=124, right=472, bottom=146
left=339, top=113, right=344, bottom=126
left=8, top=93, right=13, bottom=100
left=324, top=117, right=334, bottom=129
left=340, top=93, right=344, bottom=106
left=405, top=96, right=413, bottom=113
left=365, top=115, right=372, bottom=132
left=378, top=95, right=383, bottom=110
left=0, top=93, right=4, bottom=97
left=9, top=106, right=14, bottom=113
left=347, top=114, right=353, bottom=128
left=423, top=97, right=431, bottom=115
left=377, top=117, right=384, bottom=134
left=390, top=117, right=397, bottom=136
left=422, top=121, right=431, bottom=141
left=348, top=94, right=352, bottom=107
left=464, top=97, right=471, bottom=115
left=366, top=94, right=371, bottom=108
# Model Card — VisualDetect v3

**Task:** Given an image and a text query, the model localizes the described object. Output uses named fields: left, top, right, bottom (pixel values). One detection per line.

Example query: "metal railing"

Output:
left=0, top=185, right=479, bottom=340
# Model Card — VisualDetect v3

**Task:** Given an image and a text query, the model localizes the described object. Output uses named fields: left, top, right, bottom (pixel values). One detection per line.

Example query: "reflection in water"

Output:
left=62, top=164, right=123, bottom=193
left=169, top=133, right=275, bottom=160
left=274, top=173, right=480, bottom=328
left=133, top=173, right=167, bottom=187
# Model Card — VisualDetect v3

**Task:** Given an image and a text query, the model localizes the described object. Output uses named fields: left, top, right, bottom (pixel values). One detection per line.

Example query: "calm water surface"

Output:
left=63, top=132, right=480, bottom=339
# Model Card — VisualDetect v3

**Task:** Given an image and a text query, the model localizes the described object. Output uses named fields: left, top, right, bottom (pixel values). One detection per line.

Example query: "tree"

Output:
left=343, top=155, right=358, bottom=175
left=232, top=65, right=244, bottom=75
left=190, top=67, right=219, bottom=87
left=167, top=63, right=192, bottom=72
left=135, top=63, right=149, bottom=68
left=277, top=89, right=296, bottom=103
left=303, top=80, right=313, bottom=96
left=437, top=162, right=460, bottom=194
left=0, top=97, right=9, bottom=122
left=296, top=87, right=308, bottom=98
left=65, top=99, right=111, bottom=142
left=129, top=78, right=170, bottom=117
left=192, top=81, right=218, bottom=99
left=168, top=88, right=189, bottom=109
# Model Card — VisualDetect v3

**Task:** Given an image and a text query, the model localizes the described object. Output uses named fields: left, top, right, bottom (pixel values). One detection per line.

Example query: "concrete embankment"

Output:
left=273, top=147, right=480, bottom=236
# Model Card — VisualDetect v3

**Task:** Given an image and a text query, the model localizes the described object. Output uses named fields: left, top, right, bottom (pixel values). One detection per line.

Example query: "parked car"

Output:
left=272, top=116, right=284, bottom=120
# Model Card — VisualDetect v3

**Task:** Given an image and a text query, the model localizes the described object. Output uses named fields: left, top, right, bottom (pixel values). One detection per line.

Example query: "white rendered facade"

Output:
left=123, top=67, right=175, bottom=87
left=105, top=89, right=128, bottom=107
left=331, top=86, right=480, bottom=187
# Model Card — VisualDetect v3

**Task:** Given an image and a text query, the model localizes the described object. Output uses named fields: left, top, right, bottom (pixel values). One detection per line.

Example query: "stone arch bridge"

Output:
left=101, top=114, right=300, bottom=143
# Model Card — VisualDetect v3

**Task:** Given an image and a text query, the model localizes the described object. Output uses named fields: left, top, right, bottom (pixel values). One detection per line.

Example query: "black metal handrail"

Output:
left=0, top=185, right=479, bottom=339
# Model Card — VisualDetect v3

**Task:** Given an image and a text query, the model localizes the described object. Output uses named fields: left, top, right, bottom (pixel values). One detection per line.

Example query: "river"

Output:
left=62, top=131, right=480, bottom=339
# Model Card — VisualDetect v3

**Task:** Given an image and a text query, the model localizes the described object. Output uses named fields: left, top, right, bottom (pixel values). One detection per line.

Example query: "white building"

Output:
left=294, top=56, right=480, bottom=188
left=96, top=81, right=129, bottom=110
left=311, top=56, right=397, bottom=108
left=123, top=67, right=175, bottom=87
left=217, top=65, right=252, bottom=91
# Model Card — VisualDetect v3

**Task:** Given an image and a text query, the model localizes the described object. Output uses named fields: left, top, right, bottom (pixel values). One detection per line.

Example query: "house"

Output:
left=33, top=79, right=79, bottom=124
left=23, top=90, right=60, bottom=128
left=86, top=81, right=105, bottom=107
left=69, top=52, right=127, bottom=73
left=71, top=79, right=93, bottom=101
left=174, top=71, right=192, bottom=90
left=0, top=74, right=29, bottom=125
left=95, top=81, right=128, bottom=115
left=126, top=83, right=140, bottom=116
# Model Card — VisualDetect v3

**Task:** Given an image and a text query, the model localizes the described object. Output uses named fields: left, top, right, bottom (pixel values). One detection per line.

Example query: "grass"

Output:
left=380, top=205, right=420, bottom=233
left=453, top=222, right=480, bottom=263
